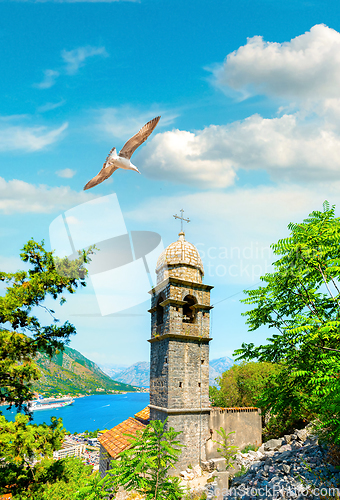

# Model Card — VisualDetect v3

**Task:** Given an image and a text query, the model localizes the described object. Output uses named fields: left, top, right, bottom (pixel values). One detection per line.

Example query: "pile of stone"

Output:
left=180, top=464, right=203, bottom=481
left=206, top=427, right=340, bottom=499
left=179, top=465, right=214, bottom=498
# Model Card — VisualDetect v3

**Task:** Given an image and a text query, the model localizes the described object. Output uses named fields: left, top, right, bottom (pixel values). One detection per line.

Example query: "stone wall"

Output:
left=166, top=412, right=210, bottom=471
left=149, top=338, right=210, bottom=409
left=150, top=278, right=212, bottom=340
left=148, top=407, right=262, bottom=472
left=206, top=408, right=262, bottom=460
left=149, top=407, right=210, bottom=472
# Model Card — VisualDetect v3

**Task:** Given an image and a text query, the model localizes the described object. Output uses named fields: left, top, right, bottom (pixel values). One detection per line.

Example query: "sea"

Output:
left=1, top=393, right=150, bottom=434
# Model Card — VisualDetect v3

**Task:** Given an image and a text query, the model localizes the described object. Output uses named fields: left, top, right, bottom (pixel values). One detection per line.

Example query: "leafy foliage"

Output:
left=209, top=361, right=311, bottom=439
left=241, top=443, right=258, bottom=453
left=235, top=202, right=340, bottom=443
left=0, top=414, right=64, bottom=468
left=105, top=419, right=184, bottom=499
left=209, top=361, right=279, bottom=408
left=212, top=428, right=238, bottom=470
left=0, top=239, right=95, bottom=411
left=0, top=239, right=95, bottom=497
left=1, top=456, right=102, bottom=500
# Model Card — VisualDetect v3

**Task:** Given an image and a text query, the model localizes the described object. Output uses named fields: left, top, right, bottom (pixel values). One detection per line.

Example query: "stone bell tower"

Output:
left=148, top=227, right=213, bottom=470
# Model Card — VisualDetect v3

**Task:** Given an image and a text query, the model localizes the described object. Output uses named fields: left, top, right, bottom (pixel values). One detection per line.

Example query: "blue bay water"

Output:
left=1, top=393, right=150, bottom=433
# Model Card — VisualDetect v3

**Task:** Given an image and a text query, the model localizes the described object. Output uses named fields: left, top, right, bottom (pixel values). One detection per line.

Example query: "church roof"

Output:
left=98, top=417, right=146, bottom=459
left=156, top=232, right=204, bottom=275
left=134, top=406, right=150, bottom=424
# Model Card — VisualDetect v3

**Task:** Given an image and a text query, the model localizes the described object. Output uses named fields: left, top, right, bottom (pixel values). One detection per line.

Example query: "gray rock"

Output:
left=296, top=429, right=308, bottom=442
left=284, top=434, right=292, bottom=444
left=282, top=464, right=291, bottom=474
left=200, top=460, right=215, bottom=472
left=306, top=435, right=318, bottom=445
left=292, top=441, right=303, bottom=449
left=228, top=425, right=331, bottom=500
left=248, top=450, right=258, bottom=458
left=264, top=438, right=283, bottom=451
left=278, top=450, right=292, bottom=461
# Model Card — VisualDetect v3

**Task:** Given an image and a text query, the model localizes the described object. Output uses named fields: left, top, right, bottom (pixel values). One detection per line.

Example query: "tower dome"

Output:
left=155, top=231, right=204, bottom=284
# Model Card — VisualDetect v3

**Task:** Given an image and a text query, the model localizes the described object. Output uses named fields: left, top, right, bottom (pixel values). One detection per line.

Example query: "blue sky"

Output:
left=2, top=0, right=340, bottom=367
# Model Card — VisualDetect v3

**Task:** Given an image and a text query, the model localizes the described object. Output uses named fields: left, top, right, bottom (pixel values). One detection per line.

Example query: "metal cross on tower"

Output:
left=173, top=209, right=190, bottom=232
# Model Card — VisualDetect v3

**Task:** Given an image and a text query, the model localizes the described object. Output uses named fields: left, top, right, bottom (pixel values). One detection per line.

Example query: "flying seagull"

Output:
left=83, top=116, right=161, bottom=190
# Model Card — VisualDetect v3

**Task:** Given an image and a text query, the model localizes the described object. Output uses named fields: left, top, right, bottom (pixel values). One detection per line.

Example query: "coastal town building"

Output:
left=53, top=437, right=85, bottom=459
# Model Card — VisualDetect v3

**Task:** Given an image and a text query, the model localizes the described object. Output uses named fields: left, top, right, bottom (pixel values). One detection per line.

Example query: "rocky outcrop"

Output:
left=206, top=425, right=340, bottom=499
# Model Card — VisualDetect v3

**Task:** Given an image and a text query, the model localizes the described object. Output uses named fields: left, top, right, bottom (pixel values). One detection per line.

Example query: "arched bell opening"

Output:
left=182, top=294, right=197, bottom=324
left=156, top=295, right=164, bottom=325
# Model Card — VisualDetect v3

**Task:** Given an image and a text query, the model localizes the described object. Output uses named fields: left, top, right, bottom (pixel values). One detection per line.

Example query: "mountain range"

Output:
left=99, top=356, right=234, bottom=388
left=33, top=346, right=137, bottom=396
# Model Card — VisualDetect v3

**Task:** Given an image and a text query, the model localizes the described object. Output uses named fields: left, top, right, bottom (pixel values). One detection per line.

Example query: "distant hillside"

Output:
left=110, top=356, right=234, bottom=388
left=209, top=356, right=234, bottom=386
left=99, top=363, right=129, bottom=379
left=33, top=346, right=137, bottom=396
left=111, top=362, right=150, bottom=388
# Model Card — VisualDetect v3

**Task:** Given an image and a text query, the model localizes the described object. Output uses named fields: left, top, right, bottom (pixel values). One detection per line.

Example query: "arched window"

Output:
left=156, top=296, right=164, bottom=325
left=183, top=295, right=197, bottom=323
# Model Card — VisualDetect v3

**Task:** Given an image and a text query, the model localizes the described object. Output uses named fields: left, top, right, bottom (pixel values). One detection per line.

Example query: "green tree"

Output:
left=235, top=202, right=340, bottom=443
left=0, top=456, right=103, bottom=500
left=212, top=429, right=238, bottom=470
left=0, top=239, right=95, bottom=411
left=106, top=419, right=184, bottom=500
left=0, top=239, right=95, bottom=496
left=209, top=361, right=279, bottom=408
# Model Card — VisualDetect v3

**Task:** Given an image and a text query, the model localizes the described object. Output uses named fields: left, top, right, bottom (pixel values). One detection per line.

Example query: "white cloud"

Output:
left=138, top=127, right=237, bottom=188
left=126, top=184, right=340, bottom=285
left=142, top=25, right=337, bottom=189
left=56, top=168, right=77, bottom=178
left=212, top=24, right=340, bottom=100
left=0, top=177, right=96, bottom=214
left=37, top=100, right=66, bottom=113
left=95, top=106, right=178, bottom=140
left=34, top=69, right=60, bottom=89
left=34, top=46, right=108, bottom=92
left=0, top=121, right=68, bottom=152
left=137, top=113, right=340, bottom=188
left=61, top=46, right=108, bottom=75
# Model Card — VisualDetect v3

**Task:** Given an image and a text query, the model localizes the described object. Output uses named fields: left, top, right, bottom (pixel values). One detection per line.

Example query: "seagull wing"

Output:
left=83, top=165, right=118, bottom=191
left=105, top=146, right=117, bottom=162
left=119, top=116, right=161, bottom=159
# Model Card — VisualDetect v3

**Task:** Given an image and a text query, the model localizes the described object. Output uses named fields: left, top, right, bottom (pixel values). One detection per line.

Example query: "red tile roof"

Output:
left=134, top=406, right=150, bottom=423
left=98, top=417, right=146, bottom=458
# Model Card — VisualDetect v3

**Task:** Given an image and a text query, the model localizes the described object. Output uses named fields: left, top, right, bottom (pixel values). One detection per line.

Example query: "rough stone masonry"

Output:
left=148, top=231, right=213, bottom=470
